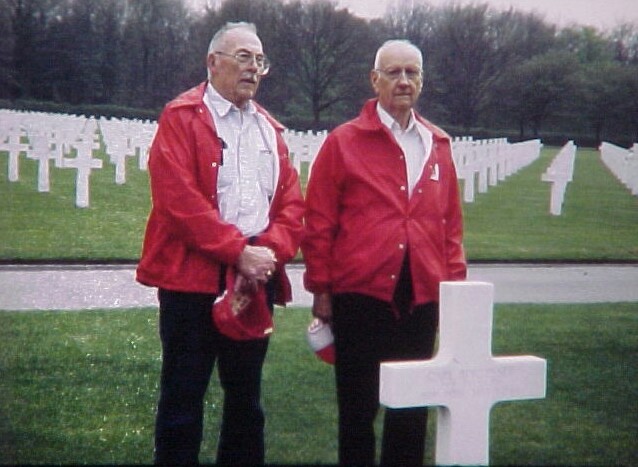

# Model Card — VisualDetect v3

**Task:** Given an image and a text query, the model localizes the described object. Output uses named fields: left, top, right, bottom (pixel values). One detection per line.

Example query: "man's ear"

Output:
left=370, top=69, right=380, bottom=94
left=207, top=54, right=216, bottom=76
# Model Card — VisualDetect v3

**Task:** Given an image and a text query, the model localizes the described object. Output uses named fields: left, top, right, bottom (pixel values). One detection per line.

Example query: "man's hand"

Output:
left=312, top=292, right=333, bottom=324
left=234, top=273, right=258, bottom=295
left=236, top=245, right=276, bottom=283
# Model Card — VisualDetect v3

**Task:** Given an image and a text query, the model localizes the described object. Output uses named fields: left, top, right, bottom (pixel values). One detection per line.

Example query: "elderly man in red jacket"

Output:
left=137, top=22, right=304, bottom=466
left=302, top=39, right=467, bottom=466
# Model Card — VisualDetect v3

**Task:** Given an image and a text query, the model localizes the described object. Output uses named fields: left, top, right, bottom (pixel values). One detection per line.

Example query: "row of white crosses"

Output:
left=3, top=110, right=328, bottom=208
left=599, top=141, right=638, bottom=196
left=0, top=109, right=156, bottom=207
left=453, top=137, right=543, bottom=203
left=541, top=140, right=577, bottom=216
left=283, top=129, right=328, bottom=177
left=3, top=108, right=553, bottom=213
left=0, top=109, right=103, bottom=206
left=283, top=131, right=544, bottom=204
left=2, top=110, right=329, bottom=207
left=99, top=116, right=156, bottom=184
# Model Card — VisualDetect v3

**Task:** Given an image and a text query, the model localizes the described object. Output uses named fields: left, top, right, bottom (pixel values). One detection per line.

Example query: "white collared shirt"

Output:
left=377, top=103, right=432, bottom=197
left=204, top=83, right=275, bottom=237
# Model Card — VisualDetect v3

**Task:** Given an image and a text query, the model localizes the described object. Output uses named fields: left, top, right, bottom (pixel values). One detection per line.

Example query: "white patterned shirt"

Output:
left=204, top=83, right=275, bottom=237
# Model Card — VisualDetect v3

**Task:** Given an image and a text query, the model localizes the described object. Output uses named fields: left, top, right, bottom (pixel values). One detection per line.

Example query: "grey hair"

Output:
left=373, top=40, right=423, bottom=69
left=206, top=22, right=259, bottom=79
left=207, top=21, right=258, bottom=54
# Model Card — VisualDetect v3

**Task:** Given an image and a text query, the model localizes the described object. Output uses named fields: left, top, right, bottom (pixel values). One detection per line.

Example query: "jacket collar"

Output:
left=205, top=82, right=258, bottom=118
left=352, top=98, right=450, bottom=142
left=170, top=81, right=286, bottom=132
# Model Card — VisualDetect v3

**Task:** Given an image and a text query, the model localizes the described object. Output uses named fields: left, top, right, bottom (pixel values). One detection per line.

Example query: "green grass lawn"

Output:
left=0, top=145, right=150, bottom=261
left=1, top=145, right=637, bottom=261
left=1, top=304, right=636, bottom=465
left=462, top=147, right=638, bottom=261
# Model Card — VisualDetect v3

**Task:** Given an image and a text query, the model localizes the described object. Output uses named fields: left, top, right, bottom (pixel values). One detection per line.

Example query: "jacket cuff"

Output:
left=303, top=273, right=332, bottom=295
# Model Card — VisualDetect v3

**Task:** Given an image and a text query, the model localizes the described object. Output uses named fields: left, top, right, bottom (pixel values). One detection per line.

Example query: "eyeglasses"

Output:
left=215, top=51, right=270, bottom=76
left=375, top=67, right=423, bottom=82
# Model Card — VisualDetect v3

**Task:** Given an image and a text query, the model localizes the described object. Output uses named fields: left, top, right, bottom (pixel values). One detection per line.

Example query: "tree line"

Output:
left=2, top=0, right=637, bottom=146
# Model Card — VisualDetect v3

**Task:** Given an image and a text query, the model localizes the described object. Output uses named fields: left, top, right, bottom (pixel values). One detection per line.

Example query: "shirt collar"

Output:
left=376, top=102, right=417, bottom=133
left=376, top=102, right=433, bottom=156
left=205, top=81, right=256, bottom=117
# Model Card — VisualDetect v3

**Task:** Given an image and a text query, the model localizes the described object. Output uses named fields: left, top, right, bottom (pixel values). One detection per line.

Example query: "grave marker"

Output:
left=380, top=281, right=547, bottom=465
left=451, top=138, right=542, bottom=204
left=27, top=133, right=57, bottom=192
left=600, top=142, right=638, bottom=196
left=541, top=141, right=576, bottom=215
left=100, top=118, right=133, bottom=184
left=2, top=132, right=28, bottom=182
left=127, top=119, right=156, bottom=171
left=283, top=129, right=327, bottom=176
left=477, top=140, right=490, bottom=194
left=62, top=140, right=103, bottom=208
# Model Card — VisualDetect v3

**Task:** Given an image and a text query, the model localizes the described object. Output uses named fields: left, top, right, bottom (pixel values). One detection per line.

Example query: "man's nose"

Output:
left=245, top=55, right=259, bottom=70
left=397, top=70, right=410, bottom=83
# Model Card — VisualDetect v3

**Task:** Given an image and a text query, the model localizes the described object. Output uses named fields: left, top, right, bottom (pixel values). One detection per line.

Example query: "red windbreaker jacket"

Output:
left=302, top=99, right=467, bottom=305
left=136, top=82, right=304, bottom=304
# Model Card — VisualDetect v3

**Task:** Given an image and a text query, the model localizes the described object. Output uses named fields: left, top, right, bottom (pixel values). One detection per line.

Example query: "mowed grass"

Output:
left=0, top=304, right=636, bottom=465
left=0, top=144, right=150, bottom=260
left=461, top=147, right=638, bottom=260
left=1, top=144, right=637, bottom=261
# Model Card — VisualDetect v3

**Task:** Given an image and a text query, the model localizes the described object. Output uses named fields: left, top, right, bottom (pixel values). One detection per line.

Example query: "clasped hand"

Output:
left=236, top=245, right=277, bottom=291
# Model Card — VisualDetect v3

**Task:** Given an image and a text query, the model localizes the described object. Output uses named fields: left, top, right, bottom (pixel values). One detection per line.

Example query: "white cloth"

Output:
left=204, top=83, right=276, bottom=237
left=377, top=103, right=432, bottom=196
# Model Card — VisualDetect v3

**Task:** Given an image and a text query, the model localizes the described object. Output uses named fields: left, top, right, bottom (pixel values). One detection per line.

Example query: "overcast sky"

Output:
left=336, top=0, right=638, bottom=30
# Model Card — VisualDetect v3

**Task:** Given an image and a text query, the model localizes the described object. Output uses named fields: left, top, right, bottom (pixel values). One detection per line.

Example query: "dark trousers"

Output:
left=154, top=289, right=270, bottom=466
left=332, top=263, right=439, bottom=466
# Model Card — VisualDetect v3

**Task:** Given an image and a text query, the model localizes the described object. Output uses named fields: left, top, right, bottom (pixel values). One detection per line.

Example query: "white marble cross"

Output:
left=2, top=132, right=28, bottom=182
left=541, top=141, right=576, bottom=215
left=380, top=281, right=547, bottom=466
left=62, top=140, right=103, bottom=208
left=107, top=137, right=131, bottom=185
left=27, top=133, right=57, bottom=192
left=127, top=120, right=156, bottom=171
left=100, top=121, right=132, bottom=184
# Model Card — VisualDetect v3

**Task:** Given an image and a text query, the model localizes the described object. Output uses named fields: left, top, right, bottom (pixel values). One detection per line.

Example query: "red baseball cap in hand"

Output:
left=212, top=269, right=273, bottom=340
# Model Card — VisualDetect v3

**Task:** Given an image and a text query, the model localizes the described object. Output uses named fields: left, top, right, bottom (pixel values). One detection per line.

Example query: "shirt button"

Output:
left=211, top=162, right=217, bottom=167
left=400, top=185, right=406, bottom=191
left=399, top=243, right=405, bottom=249
left=391, top=274, right=397, bottom=280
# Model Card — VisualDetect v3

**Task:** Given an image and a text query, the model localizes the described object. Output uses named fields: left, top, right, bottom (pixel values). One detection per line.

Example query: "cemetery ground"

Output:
left=1, top=143, right=637, bottom=464
left=0, top=303, right=636, bottom=465
left=1, top=145, right=637, bottom=261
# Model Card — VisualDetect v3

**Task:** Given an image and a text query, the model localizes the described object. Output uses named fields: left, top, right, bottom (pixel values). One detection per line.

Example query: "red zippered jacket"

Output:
left=136, top=82, right=304, bottom=304
left=302, top=99, right=466, bottom=305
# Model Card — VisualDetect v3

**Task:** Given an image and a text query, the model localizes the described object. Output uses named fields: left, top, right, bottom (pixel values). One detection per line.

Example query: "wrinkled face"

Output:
left=371, top=44, right=423, bottom=117
left=207, top=28, right=264, bottom=108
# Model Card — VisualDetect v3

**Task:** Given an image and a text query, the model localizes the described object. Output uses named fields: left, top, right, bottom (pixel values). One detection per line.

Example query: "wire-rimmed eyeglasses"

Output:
left=374, top=66, right=423, bottom=82
left=215, top=51, right=270, bottom=76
